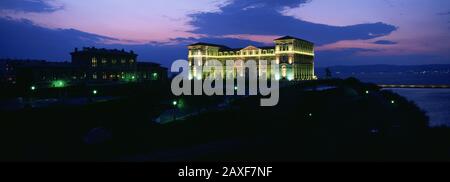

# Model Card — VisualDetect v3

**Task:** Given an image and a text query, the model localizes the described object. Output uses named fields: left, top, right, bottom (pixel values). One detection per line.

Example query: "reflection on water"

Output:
left=386, top=88, right=450, bottom=127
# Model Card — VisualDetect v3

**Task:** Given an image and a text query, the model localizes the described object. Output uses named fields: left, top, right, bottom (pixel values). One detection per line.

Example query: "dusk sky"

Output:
left=0, top=0, right=449, bottom=67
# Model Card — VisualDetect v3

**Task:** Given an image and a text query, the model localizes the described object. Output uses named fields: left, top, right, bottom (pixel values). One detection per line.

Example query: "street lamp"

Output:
left=172, top=100, right=178, bottom=121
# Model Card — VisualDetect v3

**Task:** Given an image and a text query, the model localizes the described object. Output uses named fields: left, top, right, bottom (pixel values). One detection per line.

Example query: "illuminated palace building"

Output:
left=188, top=36, right=316, bottom=81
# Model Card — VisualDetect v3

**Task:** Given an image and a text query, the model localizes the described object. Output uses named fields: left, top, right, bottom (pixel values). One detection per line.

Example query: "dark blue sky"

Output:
left=0, top=0, right=449, bottom=67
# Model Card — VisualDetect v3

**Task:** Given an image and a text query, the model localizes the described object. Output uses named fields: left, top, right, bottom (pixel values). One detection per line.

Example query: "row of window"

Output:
left=33, top=72, right=159, bottom=81
left=293, top=41, right=313, bottom=52
left=277, top=42, right=314, bottom=52
left=190, top=46, right=314, bottom=56
left=91, top=57, right=135, bottom=67
left=218, top=49, right=275, bottom=56
left=278, top=44, right=290, bottom=51
left=189, top=49, right=276, bottom=56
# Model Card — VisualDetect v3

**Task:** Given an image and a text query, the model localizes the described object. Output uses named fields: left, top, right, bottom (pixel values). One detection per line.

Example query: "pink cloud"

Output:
left=0, top=0, right=229, bottom=44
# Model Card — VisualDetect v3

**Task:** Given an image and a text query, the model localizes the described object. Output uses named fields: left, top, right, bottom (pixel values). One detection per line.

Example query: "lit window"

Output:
left=91, top=57, right=97, bottom=67
left=281, top=65, right=287, bottom=78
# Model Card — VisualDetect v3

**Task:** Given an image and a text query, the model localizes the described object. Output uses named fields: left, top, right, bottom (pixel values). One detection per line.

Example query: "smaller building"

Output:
left=1, top=47, right=167, bottom=89
left=1, top=60, right=84, bottom=88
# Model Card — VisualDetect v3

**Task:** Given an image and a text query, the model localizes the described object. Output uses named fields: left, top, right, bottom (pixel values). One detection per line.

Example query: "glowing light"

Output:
left=308, top=113, right=313, bottom=117
left=365, top=90, right=369, bottom=94
left=391, top=100, right=395, bottom=104
left=131, top=76, right=136, bottom=80
left=30, top=86, right=36, bottom=91
left=92, top=90, right=98, bottom=95
left=234, top=86, right=238, bottom=91
left=172, top=100, right=178, bottom=106
left=52, top=80, right=66, bottom=88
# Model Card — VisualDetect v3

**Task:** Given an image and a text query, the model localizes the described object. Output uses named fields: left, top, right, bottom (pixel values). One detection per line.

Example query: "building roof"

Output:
left=274, top=36, right=314, bottom=44
left=71, top=47, right=137, bottom=56
left=258, top=46, right=275, bottom=50
left=274, top=36, right=300, bottom=40
left=189, top=35, right=312, bottom=51
left=188, top=42, right=230, bottom=49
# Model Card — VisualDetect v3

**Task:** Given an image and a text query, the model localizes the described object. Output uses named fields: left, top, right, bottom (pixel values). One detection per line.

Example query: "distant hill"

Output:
left=317, top=64, right=450, bottom=73
left=316, top=64, right=450, bottom=85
